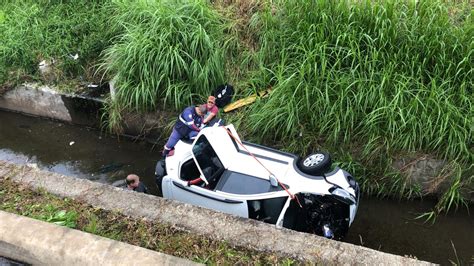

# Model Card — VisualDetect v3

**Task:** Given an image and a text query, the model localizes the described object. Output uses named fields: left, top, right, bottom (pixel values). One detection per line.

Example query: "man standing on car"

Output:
left=162, top=105, right=206, bottom=157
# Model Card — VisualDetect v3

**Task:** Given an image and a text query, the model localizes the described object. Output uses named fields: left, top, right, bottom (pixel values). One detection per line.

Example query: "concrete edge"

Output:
left=0, top=160, right=434, bottom=265
left=0, top=211, right=199, bottom=266
left=0, top=84, right=170, bottom=143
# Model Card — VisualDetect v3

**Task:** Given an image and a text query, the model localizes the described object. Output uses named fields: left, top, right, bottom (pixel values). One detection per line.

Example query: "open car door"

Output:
left=191, top=125, right=241, bottom=184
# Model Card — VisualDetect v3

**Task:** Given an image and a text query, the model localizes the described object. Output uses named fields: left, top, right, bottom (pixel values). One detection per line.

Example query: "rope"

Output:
left=223, top=127, right=303, bottom=208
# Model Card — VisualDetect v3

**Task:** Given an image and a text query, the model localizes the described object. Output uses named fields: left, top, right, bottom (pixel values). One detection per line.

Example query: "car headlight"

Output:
left=330, top=187, right=356, bottom=205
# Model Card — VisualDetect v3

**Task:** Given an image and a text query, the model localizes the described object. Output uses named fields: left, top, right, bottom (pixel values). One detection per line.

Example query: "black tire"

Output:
left=155, top=160, right=166, bottom=197
left=297, top=152, right=331, bottom=176
left=155, top=175, right=164, bottom=197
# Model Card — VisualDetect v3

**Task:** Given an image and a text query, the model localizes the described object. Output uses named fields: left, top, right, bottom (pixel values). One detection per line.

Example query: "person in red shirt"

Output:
left=203, top=95, right=219, bottom=126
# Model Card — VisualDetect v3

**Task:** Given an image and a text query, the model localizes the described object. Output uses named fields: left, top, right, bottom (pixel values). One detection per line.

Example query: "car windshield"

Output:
left=192, top=135, right=224, bottom=182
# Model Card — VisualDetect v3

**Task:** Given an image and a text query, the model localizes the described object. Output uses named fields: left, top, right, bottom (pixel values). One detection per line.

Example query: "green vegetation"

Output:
left=238, top=0, right=473, bottom=216
left=99, top=0, right=234, bottom=131
left=0, top=0, right=111, bottom=86
left=0, top=0, right=472, bottom=215
left=0, top=179, right=296, bottom=264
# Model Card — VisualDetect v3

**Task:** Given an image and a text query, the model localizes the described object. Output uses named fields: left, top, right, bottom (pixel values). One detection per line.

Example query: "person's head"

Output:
left=126, top=174, right=140, bottom=189
left=207, top=96, right=216, bottom=109
left=195, top=104, right=206, bottom=117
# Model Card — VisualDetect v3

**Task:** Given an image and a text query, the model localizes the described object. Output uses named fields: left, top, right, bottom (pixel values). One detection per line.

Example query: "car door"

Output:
left=170, top=134, right=248, bottom=217
left=170, top=179, right=249, bottom=217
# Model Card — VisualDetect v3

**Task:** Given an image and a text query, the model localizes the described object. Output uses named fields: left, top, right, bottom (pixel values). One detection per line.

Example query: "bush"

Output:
left=244, top=0, right=472, bottom=164
left=0, top=0, right=112, bottom=83
left=100, top=0, right=232, bottom=114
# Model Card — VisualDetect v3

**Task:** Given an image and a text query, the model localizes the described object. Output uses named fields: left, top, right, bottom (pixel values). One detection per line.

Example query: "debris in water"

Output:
left=69, top=141, right=75, bottom=146
left=27, top=163, right=38, bottom=169
left=98, top=162, right=125, bottom=174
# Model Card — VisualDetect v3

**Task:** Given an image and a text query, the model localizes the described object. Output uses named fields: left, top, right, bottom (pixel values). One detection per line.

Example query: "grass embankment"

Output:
left=1, top=0, right=472, bottom=215
left=0, top=179, right=295, bottom=264
left=0, top=0, right=112, bottom=91
left=98, top=0, right=234, bottom=132
left=238, top=0, right=473, bottom=216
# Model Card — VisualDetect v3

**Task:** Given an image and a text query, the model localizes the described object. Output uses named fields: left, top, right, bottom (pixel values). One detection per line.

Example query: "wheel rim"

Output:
left=303, top=154, right=325, bottom=167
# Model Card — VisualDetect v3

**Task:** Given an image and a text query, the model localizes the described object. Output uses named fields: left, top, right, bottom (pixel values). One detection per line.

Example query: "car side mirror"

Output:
left=269, top=174, right=278, bottom=187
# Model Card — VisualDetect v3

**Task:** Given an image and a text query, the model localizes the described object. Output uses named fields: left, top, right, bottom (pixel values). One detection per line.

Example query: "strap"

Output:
left=223, top=127, right=303, bottom=208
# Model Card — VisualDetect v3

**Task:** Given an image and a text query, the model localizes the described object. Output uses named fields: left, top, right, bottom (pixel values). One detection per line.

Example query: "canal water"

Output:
left=0, top=110, right=472, bottom=264
left=0, top=256, right=26, bottom=266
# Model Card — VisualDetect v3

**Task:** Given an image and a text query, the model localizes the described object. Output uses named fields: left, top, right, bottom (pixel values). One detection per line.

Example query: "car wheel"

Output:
left=298, top=152, right=331, bottom=176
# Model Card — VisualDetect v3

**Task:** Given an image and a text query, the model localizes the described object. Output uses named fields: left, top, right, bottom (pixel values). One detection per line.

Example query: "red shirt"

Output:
left=204, top=105, right=218, bottom=121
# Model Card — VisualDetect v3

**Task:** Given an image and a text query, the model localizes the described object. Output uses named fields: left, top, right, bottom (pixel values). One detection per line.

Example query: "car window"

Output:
left=215, top=170, right=287, bottom=195
left=192, top=135, right=224, bottom=183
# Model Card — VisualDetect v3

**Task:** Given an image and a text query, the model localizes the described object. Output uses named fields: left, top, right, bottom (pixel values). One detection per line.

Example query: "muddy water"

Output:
left=0, top=110, right=472, bottom=264
left=0, top=110, right=162, bottom=195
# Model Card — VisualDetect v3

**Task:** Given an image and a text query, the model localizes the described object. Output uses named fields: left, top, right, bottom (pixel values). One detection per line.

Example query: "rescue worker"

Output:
left=162, top=104, right=206, bottom=157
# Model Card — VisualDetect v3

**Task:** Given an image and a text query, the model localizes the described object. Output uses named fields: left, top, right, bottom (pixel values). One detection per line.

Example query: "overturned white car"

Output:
left=155, top=125, right=359, bottom=239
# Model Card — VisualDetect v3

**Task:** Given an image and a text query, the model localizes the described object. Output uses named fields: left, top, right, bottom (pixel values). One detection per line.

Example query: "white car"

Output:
left=155, top=124, right=359, bottom=239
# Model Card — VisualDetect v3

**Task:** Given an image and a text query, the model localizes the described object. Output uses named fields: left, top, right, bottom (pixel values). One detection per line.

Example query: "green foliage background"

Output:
left=0, top=0, right=472, bottom=214
left=0, top=0, right=112, bottom=84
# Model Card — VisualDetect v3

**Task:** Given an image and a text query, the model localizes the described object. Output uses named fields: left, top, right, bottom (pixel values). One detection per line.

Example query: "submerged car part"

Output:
left=283, top=193, right=350, bottom=240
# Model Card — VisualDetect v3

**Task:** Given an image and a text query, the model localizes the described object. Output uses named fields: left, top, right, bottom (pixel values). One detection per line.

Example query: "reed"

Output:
left=232, top=0, right=472, bottom=210
left=0, top=0, right=111, bottom=83
left=99, top=0, right=233, bottom=129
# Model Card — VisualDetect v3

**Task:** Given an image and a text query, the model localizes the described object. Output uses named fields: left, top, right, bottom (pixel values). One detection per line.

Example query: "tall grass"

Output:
left=99, top=0, right=234, bottom=130
left=235, top=0, right=472, bottom=208
left=1, top=0, right=471, bottom=212
left=0, top=0, right=112, bottom=84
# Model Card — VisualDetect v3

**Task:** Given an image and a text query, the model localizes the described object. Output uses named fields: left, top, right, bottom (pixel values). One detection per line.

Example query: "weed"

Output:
left=99, top=0, right=235, bottom=130
left=238, top=0, right=472, bottom=214
left=0, top=0, right=112, bottom=85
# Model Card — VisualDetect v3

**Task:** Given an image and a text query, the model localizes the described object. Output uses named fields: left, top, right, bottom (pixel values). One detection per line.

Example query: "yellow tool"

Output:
left=223, top=88, right=272, bottom=112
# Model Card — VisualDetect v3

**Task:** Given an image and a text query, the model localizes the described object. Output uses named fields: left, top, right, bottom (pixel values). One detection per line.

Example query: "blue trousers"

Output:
left=164, top=128, right=199, bottom=152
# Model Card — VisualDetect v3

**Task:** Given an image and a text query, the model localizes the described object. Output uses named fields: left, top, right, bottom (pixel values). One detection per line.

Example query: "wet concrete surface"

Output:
left=0, top=110, right=472, bottom=264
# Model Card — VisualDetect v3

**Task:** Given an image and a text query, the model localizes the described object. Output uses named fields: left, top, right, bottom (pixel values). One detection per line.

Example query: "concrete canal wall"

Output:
left=0, top=160, right=433, bottom=265
left=0, top=83, right=103, bottom=127
left=0, top=83, right=168, bottom=142
left=0, top=210, right=198, bottom=266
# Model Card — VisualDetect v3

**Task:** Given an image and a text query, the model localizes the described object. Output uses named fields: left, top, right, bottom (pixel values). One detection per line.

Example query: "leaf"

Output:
left=54, top=210, right=67, bottom=219
left=0, top=10, right=5, bottom=24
